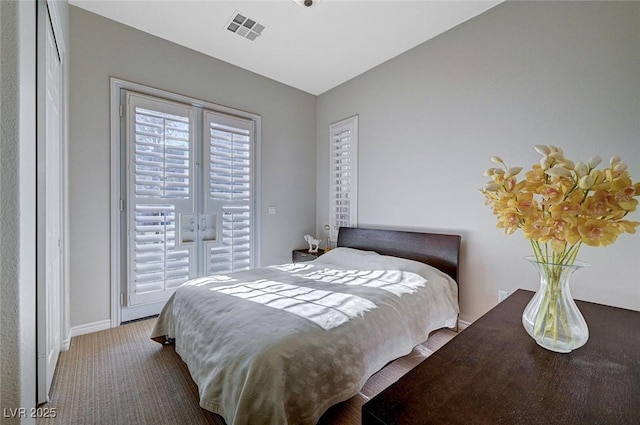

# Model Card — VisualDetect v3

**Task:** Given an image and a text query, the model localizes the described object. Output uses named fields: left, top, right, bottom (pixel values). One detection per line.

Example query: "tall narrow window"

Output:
left=329, top=115, right=358, bottom=241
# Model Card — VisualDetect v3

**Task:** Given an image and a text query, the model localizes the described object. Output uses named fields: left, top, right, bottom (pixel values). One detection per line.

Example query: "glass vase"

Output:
left=521, top=256, right=589, bottom=353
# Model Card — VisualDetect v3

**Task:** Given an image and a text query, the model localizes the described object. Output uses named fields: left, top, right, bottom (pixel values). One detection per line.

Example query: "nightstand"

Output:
left=292, top=249, right=323, bottom=263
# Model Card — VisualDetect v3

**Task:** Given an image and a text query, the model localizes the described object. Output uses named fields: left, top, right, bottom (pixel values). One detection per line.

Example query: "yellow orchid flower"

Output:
left=616, top=220, right=640, bottom=234
left=577, top=219, right=621, bottom=247
left=480, top=145, right=639, bottom=265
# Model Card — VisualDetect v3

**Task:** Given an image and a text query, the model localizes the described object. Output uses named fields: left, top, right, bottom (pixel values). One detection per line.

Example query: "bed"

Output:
left=151, top=227, right=461, bottom=425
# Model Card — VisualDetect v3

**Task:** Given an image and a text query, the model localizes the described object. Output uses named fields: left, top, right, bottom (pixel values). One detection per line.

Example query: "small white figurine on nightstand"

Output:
left=304, top=234, right=321, bottom=253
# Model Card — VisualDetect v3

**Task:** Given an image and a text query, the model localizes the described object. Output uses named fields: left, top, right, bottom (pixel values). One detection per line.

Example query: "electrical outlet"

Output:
left=498, top=290, right=509, bottom=302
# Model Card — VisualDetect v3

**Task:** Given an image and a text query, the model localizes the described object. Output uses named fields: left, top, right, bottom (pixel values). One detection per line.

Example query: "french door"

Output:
left=122, top=91, right=255, bottom=319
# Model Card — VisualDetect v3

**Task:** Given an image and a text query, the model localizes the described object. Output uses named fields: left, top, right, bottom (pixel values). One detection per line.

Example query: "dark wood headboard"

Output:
left=336, top=227, right=461, bottom=282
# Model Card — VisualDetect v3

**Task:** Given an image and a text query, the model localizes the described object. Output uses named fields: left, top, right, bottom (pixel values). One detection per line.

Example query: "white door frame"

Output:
left=109, top=78, right=262, bottom=327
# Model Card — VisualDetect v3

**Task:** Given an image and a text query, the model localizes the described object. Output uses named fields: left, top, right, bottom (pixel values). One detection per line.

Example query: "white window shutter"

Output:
left=329, top=116, right=358, bottom=241
left=133, top=204, right=190, bottom=293
left=133, top=107, right=190, bottom=199
left=205, top=111, right=254, bottom=274
left=126, top=93, right=197, bottom=305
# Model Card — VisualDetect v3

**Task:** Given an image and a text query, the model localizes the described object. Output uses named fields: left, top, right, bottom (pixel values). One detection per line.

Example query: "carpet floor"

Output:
left=38, top=318, right=456, bottom=425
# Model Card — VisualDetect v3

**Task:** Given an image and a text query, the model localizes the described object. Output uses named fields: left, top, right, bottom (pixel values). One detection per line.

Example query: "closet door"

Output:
left=37, top=4, right=63, bottom=404
left=125, top=93, right=197, bottom=306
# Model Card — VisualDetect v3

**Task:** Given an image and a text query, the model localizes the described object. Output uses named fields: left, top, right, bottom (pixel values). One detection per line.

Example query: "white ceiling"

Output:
left=69, top=0, right=501, bottom=95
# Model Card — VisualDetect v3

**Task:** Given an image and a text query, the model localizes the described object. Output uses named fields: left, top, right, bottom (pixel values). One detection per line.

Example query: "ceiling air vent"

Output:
left=226, top=11, right=265, bottom=42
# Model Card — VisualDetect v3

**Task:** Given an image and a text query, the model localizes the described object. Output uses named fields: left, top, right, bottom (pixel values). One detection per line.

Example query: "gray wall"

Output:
left=69, top=6, right=317, bottom=327
left=317, top=1, right=640, bottom=322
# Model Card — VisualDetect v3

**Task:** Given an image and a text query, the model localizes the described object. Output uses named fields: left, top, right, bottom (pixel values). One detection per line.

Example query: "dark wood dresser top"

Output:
left=362, top=289, right=640, bottom=425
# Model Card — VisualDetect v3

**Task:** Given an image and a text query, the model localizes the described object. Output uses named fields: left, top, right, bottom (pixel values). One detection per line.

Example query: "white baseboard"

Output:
left=458, top=319, right=471, bottom=331
left=70, top=319, right=112, bottom=338
left=61, top=337, right=71, bottom=352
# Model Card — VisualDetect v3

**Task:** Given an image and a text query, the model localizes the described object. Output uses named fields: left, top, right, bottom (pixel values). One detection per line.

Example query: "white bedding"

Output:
left=151, top=247, right=459, bottom=425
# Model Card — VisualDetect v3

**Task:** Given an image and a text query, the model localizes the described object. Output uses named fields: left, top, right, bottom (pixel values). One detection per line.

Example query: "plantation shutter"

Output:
left=204, top=111, right=254, bottom=274
left=126, top=93, right=197, bottom=305
left=122, top=89, right=257, bottom=317
left=329, top=116, right=358, bottom=241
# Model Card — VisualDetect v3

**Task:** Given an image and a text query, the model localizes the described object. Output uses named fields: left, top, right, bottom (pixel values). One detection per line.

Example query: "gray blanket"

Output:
left=151, top=247, right=459, bottom=425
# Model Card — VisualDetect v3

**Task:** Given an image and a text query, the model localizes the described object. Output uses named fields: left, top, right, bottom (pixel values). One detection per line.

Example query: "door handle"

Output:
left=180, top=214, right=196, bottom=243
left=201, top=214, right=217, bottom=242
